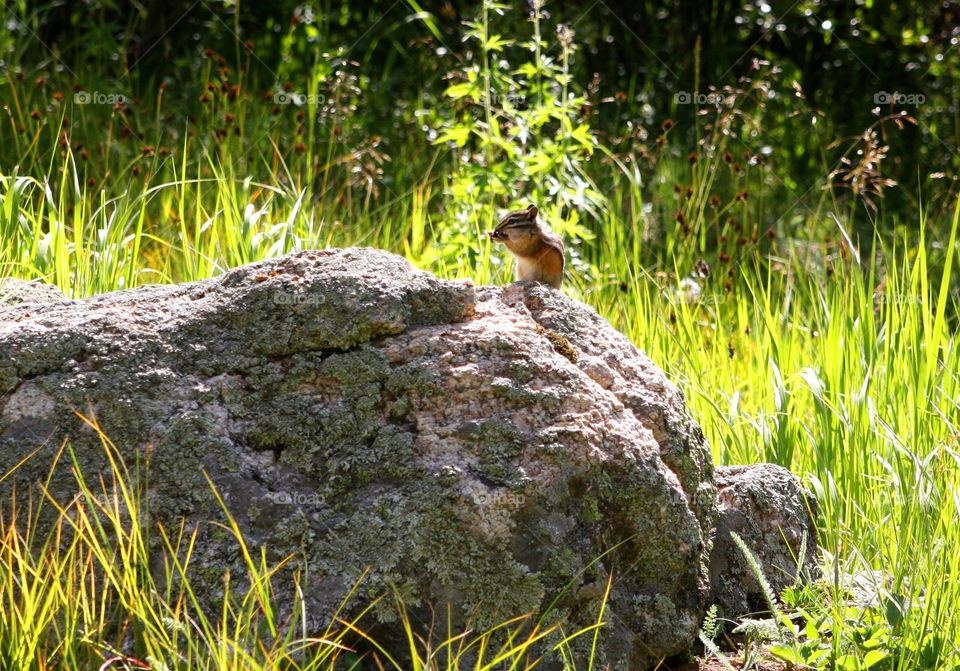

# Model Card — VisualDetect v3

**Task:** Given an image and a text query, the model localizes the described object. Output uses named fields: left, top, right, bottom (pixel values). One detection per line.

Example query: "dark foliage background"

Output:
left=4, top=0, right=959, bottom=237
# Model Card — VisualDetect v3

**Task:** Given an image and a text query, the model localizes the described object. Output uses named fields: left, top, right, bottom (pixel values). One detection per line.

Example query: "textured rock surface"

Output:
left=709, top=464, right=820, bottom=617
left=0, top=248, right=722, bottom=669
left=0, top=278, right=68, bottom=306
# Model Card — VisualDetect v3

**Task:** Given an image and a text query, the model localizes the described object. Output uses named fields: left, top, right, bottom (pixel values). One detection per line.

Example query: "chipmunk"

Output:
left=488, top=204, right=565, bottom=289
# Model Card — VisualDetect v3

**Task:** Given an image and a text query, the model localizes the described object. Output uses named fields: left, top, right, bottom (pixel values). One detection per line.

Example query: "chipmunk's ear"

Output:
left=526, top=204, right=538, bottom=219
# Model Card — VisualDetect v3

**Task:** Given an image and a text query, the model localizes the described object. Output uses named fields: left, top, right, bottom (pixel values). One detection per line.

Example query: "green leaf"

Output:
left=861, top=628, right=888, bottom=649
left=444, top=82, right=477, bottom=101
left=837, top=653, right=859, bottom=670
left=487, top=116, right=501, bottom=140
left=433, top=126, right=472, bottom=147
left=513, top=63, right=539, bottom=78
left=401, top=0, right=443, bottom=41
left=769, top=644, right=803, bottom=664
left=883, top=594, right=907, bottom=627
left=863, top=649, right=889, bottom=668
left=570, top=123, right=594, bottom=148
left=524, top=152, right=554, bottom=175
left=484, top=34, right=510, bottom=51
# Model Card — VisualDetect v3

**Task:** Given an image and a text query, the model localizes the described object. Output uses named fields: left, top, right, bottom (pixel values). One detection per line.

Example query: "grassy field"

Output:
left=3, top=1, right=960, bottom=668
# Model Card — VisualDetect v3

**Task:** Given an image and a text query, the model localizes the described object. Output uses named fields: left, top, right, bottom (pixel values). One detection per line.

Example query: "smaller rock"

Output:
left=708, top=463, right=820, bottom=616
left=0, top=278, right=69, bottom=306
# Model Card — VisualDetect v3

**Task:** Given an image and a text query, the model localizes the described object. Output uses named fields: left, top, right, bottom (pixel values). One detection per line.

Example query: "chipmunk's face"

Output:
left=489, top=205, right=540, bottom=255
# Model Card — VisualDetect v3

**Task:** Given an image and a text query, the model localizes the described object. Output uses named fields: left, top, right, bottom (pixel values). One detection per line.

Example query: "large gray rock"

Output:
left=0, top=248, right=720, bottom=669
left=709, top=463, right=820, bottom=617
